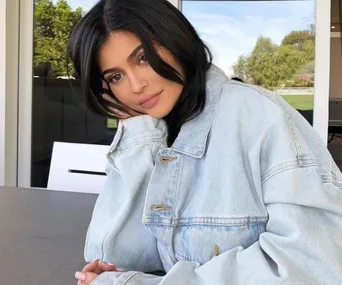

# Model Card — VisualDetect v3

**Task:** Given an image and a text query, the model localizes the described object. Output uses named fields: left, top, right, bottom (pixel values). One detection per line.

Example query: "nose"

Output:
left=129, top=73, right=148, bottom=94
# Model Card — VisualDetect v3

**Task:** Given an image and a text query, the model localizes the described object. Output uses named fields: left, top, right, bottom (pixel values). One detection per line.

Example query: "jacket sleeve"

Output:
left=84, top=115, right=167, bottom=273
left=91, top=108, right=342, bottom=285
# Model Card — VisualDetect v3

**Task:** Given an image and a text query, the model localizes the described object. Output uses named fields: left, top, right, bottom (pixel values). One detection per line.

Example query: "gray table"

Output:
left=0, top=186, right=97, bottom=285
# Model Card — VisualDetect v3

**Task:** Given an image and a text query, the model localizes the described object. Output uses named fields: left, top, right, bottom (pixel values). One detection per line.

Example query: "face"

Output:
left=97, top=31, right=184, bottom=119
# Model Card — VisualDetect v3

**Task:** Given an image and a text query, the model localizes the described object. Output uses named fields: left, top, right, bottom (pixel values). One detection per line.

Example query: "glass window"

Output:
left=32, top=0, right=117, bottom=187
left=328, top=0, right=342, bottom=170
left=182, top=0, right=315, bottom=125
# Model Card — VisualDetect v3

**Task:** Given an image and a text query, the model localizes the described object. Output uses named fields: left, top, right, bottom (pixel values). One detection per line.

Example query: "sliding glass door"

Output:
left=15, top=0, right=331, bottom=188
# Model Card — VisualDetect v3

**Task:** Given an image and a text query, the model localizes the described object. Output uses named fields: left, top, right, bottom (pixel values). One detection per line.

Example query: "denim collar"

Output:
left=171, top=64, right=228, bottom=158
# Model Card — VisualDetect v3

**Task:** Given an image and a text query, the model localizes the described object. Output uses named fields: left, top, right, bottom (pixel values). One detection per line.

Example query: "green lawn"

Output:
left=280, top=95, right=313, bottom=111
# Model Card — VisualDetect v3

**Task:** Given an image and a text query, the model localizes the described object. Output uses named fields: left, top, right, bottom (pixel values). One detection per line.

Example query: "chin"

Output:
left=147, top=113, right=165, bottom=120
left=146, top=108, right=171, bottom=120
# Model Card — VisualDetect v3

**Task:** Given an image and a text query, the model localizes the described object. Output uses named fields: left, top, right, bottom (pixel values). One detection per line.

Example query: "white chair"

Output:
left=47, top=142, right=109, bottom=194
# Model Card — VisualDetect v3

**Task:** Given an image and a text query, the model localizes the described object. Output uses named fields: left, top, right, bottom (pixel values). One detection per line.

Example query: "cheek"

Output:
left=110, top=85, right=132, bottom=105
left=168, top=82, right=183, bottom=99
left=145, top=68, right=162, bottom=84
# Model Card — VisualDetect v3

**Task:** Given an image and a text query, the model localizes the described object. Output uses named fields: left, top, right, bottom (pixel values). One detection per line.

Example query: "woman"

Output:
left=68, top=0, right=342, bottom=284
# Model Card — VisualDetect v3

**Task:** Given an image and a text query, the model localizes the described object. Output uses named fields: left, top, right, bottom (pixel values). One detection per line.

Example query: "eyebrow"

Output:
left=102, top=44, right=144, bottom=76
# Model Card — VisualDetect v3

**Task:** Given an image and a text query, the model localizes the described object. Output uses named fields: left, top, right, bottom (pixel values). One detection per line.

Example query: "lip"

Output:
left=138, top=90, right=163, bottom=109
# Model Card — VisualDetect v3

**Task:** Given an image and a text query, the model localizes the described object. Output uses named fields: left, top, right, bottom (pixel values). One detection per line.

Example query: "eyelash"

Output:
left=107, top=53, right=148, bottom=84
left=138, top=53, right=148, bottom=65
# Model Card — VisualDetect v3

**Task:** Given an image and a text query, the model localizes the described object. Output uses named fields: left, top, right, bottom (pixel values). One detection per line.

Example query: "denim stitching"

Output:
left=261, top=157, right=318, bottom=183
left=230, top=82, right=304, bottom=160
left=142, top=216, right=268, bottom=226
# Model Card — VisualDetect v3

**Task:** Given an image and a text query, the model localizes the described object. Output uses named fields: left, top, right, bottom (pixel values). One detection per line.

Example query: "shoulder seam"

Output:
left=228, top=82, right=304, bottom=159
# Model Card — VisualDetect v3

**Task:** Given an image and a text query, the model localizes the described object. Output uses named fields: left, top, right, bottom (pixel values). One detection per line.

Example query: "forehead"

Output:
left=97, top=31, right=141, bottom=71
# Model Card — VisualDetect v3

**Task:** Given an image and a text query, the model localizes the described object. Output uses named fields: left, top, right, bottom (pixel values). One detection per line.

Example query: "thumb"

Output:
left=75, top=271, right=98, bottom=285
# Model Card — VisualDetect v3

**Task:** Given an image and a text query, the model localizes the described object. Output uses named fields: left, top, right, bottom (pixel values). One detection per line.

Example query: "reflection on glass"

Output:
left=328, top=98, right=342, bottom=170
left=32, top=0, right=116, bottom=187
left=328, top=0, right=342, bottom=171
left=182, top=0, right=315, bottom=124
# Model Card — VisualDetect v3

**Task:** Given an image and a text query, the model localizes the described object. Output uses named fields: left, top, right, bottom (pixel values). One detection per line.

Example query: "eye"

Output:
left=138, top=54, right=148, bottom=65
left=108, top=73, right=123, bottom=84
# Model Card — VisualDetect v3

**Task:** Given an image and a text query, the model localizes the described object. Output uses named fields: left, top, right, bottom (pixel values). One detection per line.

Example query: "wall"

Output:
left=0, top=0, right=19, bottom=186
left=0, top=0, right=6, bottom=186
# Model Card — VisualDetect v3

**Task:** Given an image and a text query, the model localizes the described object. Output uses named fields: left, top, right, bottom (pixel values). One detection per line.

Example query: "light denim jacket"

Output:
left=85, top=65, right=342, bottom=285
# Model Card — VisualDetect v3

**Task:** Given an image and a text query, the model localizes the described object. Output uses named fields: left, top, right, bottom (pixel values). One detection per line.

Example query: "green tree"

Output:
left=232, top=55, right=250, bottom=83
left=232, top=28, right=315, bottom=88
left=233, top=37, right=278, bottom=88
left=281, top=30, right=315, bottom=51
left=247, top=36, right=277, bottom=88
left=301, top=39, right=315, bottom=61
left=34, top=0, right=83, bottom=77
left=296, top=60, right=315, bottom=76
left=34, top=0, right=55, bottom=38
left=274, top=45, right=305, bottom=83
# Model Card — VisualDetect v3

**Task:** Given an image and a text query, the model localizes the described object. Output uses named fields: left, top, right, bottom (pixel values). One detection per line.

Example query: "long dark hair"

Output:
left=68, top=0, right=212, bottom=146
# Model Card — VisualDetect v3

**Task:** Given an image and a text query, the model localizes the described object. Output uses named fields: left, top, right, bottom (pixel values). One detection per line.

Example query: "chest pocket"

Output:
left=172, top=219, right=265, bottom=264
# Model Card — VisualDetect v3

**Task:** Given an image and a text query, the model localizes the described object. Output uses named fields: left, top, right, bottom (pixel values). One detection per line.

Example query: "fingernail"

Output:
left=116, top=267, right=124, bottom=272
left=75, top=271, right=86, bottom=281
left=93, top=258, right=100, bottom=262
left=99, top=261, right=113, bottom=266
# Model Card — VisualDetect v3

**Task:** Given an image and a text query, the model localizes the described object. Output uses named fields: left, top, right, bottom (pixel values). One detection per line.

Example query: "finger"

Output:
left=102, top=93, right=115, bottom=103
left=106, top=105, right=131, bottom=119
left=98, top=261, right=124, bottom=272
left=102, top=94, right=140, bottom=119
left=98, top=261, right=124, bottom=273
left=75, top=271, right=99, bottom=285
left=127, top=109, right=143, bottom=117
left=98, top=261, right=116, bottom=272
left=82, top=259, right=99, bottom=272
left=110, top=109, right=131, bottom=119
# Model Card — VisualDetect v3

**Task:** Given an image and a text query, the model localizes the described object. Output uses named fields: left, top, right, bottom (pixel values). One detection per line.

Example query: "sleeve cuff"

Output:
left=108, top=115, right=167, bottom=153
left=91, top=271, right=140, bottom=285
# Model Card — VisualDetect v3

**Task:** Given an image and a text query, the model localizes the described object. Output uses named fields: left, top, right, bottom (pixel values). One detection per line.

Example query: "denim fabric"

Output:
left=86, top=65, right=342, bottom=285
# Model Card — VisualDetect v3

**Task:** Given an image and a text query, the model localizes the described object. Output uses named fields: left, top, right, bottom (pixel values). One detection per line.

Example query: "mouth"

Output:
left=138, top=90, right=163, bottom=109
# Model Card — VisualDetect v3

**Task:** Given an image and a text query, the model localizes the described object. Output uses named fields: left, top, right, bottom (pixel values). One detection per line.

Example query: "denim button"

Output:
left=151, top=204, right=170, bottom=211
left=160, top=156, right=177, bottom=163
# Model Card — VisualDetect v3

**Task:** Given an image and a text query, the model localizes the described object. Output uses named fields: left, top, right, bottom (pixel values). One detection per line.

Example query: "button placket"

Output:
left=144, top=150, right=180, bottom=225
